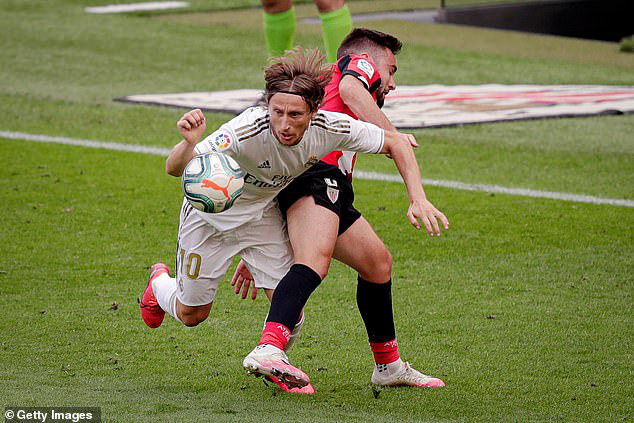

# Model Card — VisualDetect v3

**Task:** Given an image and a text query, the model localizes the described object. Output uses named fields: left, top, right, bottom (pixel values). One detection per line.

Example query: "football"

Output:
left=182, top=152, right=244, bottom=213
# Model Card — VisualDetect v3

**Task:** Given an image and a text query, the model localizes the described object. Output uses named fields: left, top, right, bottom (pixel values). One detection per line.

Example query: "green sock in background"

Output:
left=319, top=4, right=352, bottom=63
left=263, top=7, right=296, bottom=57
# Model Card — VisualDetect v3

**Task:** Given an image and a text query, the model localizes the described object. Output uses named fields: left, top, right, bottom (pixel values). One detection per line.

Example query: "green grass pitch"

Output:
left=1, top=1, right=633, bottom=421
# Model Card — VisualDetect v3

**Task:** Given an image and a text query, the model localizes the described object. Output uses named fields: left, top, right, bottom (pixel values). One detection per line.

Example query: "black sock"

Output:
left=356, top=276, right=396, bottom=343
left=267, top=263, right=322, bottom=330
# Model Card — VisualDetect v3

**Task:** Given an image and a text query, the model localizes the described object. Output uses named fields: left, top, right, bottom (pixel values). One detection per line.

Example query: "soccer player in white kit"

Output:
left=140, top=48, right=436, bottom=390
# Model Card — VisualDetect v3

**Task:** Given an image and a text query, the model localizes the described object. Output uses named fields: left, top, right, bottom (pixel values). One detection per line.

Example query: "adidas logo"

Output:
left=257, top=160, right=271, bottom=169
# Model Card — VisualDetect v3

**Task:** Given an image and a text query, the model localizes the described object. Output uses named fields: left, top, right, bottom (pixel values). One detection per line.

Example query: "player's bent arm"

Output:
left=166, top=140, right=198, bottom=177
left=380, top=131, right=449, bottom=236
left=339, top=76, right=396, bottom=132
left=166, top=109, right=207, bottom=177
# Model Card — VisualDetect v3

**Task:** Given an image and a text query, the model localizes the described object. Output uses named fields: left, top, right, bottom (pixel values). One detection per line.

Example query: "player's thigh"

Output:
left=238, top=205, right=296, bottom=290
left=261, top=0, right=292, bottom=13
left=176, top=203, right=237, bottom=307
left=313, top=0, right=344, bottom=13
left=333, top=216, right=392, bottom=283
left=287, top=196, right=339, bottom=278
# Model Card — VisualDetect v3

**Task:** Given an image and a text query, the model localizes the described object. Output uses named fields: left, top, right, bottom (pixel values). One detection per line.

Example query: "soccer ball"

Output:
left=182, top=153, right=244, bottom=213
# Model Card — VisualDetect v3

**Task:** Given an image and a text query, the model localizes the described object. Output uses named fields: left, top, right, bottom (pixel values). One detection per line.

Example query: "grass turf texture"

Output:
left=621, top=35, right=634, bottom=53
left=1, top=0, right=633, bottom=421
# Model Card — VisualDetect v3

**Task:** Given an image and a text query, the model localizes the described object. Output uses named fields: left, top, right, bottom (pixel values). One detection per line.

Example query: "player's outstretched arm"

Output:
left=166, top=109, right=207, bottom=177
left=381, top=131, right=449, bottom=236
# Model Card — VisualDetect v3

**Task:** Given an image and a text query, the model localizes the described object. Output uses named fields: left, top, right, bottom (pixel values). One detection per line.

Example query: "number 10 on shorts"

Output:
left=179, top=248, right=202, bottom=279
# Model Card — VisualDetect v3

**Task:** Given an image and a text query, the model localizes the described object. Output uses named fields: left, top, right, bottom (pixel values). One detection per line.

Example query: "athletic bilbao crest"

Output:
left=325, top=178, right=339, bottom=203
left=327, top=187, right=339, bottom=203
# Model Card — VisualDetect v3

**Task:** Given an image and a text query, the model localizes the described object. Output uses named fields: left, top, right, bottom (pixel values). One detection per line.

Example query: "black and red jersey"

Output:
left=319, top=54, right=382, bottom=178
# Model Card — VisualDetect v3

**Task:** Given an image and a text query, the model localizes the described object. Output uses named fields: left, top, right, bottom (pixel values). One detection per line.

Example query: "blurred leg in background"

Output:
left=262, top=0, right=351, bottom=62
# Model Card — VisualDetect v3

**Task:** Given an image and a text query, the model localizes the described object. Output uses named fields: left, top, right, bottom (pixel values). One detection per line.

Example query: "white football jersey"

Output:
left=193, top=106, right=384, bottom=230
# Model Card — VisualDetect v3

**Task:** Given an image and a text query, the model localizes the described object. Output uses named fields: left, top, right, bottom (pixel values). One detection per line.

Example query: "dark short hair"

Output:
left=264, top=48, right=334, bottom=113
left=337, top=28, right=402, bottom=59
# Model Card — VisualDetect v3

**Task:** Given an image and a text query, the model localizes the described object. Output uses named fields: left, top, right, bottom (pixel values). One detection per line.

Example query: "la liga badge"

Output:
left=356, top=59, right=375, bottom=78
left=214, top=133, right=232, bottom=150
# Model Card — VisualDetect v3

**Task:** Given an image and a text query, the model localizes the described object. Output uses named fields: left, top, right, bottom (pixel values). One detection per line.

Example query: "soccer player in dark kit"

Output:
left=239, top=29, right=449, bottom=392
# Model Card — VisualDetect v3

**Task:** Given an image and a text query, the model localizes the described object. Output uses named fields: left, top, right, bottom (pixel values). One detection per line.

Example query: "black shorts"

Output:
left=278, top=161, right=361, bottom=235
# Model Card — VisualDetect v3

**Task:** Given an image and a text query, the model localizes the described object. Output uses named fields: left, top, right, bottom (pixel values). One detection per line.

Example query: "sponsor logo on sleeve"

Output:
left=356, top=59, right=375, bottom=79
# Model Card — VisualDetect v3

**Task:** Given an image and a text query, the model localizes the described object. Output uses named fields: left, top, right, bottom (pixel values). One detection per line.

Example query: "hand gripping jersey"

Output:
left=193, top=106, right=384, bottom=231
left=320, top=54, right=382, bottom=179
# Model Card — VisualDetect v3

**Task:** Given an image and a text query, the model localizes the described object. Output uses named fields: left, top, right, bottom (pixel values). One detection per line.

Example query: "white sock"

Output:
left=152, top=275, right=182, bottom=323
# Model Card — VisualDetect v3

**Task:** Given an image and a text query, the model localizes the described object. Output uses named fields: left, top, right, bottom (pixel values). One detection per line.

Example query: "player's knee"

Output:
left=314, top=0, right=344, bottom=13
left=301, top=254, right=331, bottom=280
left=179, top=307, right=210, bottom=327
left=262, top=0, right=291, bottom=13
left=375, top=248, right=393, bottom=282
left=315, top=255, right=332, bottom=279
left=360, top=248, right=392, bottom=283
left=180, top=316, right=196, bottom=327
left=316, top=265, right=329, bottom=280
left=182, top=314, right=206, bottom=327
left=382, top=249, right=393, bottom=279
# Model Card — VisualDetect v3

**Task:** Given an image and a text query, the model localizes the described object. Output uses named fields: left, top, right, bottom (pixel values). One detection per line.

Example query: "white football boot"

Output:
left=243, top=344, right=310, bottom=389
left=371, top=359, right=445, bottom=388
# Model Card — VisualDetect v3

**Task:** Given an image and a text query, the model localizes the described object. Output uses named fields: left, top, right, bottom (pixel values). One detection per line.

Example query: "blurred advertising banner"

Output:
left=117, top=85, right=634, bottom=129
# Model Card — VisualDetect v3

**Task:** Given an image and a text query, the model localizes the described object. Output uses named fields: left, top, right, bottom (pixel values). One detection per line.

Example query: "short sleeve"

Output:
left=315, top=111, right=384, bottom=155
left=343, top=118, right=384, bottom=154
left=338, top=55, right=382, bottom=94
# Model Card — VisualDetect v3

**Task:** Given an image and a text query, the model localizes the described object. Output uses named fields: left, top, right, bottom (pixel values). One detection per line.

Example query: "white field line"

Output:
left=355, top=171, right=634, bottom=208
left=2, top=130, right=633, bottom=208
left=0, top=131, right=171, bottom=156
left=85, top=2, right=189, bottom=14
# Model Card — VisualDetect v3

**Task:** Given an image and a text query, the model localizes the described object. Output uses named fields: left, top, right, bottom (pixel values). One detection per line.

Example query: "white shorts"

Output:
left=175, top=201, right=294, bottom=306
